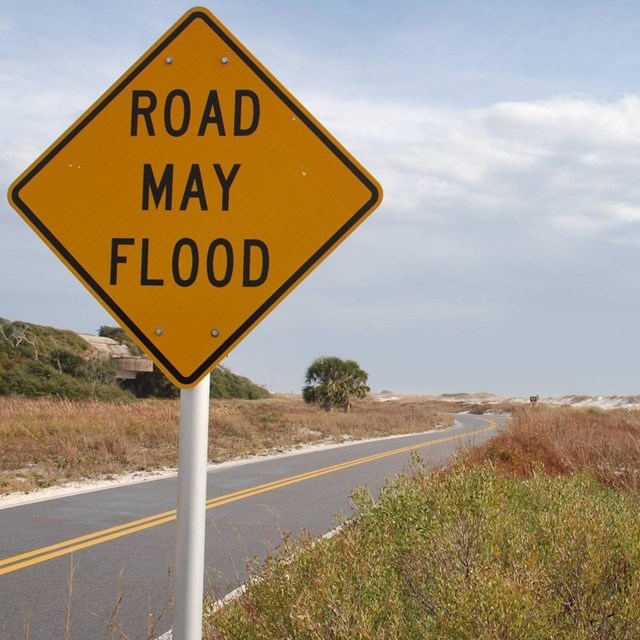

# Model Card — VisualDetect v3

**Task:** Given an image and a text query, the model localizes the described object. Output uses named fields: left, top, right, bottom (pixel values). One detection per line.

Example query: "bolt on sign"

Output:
left=7, top=6, right=383, bottom=387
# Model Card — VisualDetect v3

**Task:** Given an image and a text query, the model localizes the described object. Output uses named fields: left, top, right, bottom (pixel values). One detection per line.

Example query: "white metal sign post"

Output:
left=174, top=375, right=211, bottom=640
left=175, top=377, right=211, bottom=640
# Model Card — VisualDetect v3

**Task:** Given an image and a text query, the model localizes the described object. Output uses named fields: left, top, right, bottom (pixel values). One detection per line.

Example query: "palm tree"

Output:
left=302, top=356, right=369, bottom=411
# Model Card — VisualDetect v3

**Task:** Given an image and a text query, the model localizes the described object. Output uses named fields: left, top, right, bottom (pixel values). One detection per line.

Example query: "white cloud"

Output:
left=482, top=95, right=640, bottom=145
left=302, top=93, right=640, bottom=244
left=604, top=201, right=640, bottom=222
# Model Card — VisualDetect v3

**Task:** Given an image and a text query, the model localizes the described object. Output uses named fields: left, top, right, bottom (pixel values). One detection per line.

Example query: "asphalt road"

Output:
left=0, top=413, right=503, bottom=640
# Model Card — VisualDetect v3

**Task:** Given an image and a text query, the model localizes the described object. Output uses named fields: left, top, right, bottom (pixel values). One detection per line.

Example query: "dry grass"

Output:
left=0, top=396, right=452, bottom=495
left=0, top=397, right=179, bottom=494
left=464, top=404, right=640, bottom=493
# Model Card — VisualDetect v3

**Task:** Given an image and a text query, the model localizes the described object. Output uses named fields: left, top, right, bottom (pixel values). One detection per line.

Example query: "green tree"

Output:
left=302, top=356, right=370, bottom=411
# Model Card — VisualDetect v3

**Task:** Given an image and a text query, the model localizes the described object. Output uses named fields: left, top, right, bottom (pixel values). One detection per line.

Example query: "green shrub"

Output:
left=207, top=463, right=640, bottom=639
left=0, top=318, right=127, bottom=400
left=1, top=319, right=269, bottom=400
left=210, top=365, right=270, bottom=400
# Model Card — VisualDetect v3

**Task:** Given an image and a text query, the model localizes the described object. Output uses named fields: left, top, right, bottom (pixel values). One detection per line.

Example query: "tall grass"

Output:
left=0, top=397, right=178, bottom=493
left=0, top=396, right=452, bottom=494
left=465, top=405, right=640, bottom=493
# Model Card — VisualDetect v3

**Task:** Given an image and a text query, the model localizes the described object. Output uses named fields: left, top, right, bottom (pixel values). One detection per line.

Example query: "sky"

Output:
left=3, top=0, right=640, bottom=398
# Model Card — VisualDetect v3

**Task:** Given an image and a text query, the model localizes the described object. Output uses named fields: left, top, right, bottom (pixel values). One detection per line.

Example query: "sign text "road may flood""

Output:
left=109, top=88, right=269, bottom=290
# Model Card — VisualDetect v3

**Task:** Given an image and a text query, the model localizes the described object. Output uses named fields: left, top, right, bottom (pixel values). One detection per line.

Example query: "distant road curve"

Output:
left=0, top=413, right=503, bottom=640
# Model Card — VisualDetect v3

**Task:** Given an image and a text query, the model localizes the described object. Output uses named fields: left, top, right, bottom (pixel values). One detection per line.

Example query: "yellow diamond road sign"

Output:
left=7, top=7, right=382, bottom=388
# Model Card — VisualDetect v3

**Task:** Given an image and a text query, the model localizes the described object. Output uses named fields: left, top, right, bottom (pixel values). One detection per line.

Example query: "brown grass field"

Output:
left=465, top=403, right=640, bottom=494
left=0, top=395, right=454, bottom=495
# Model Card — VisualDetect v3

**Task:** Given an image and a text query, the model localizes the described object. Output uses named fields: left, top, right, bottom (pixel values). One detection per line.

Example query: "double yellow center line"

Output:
left=0, top=418, right=497, bottom=576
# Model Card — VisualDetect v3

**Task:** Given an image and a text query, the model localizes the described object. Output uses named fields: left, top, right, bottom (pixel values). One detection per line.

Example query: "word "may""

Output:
left=131, top=89, right=260, bottom=213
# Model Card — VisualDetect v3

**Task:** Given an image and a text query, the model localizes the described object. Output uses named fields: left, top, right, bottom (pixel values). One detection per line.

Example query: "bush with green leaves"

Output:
left=210, top=365, right=270, bottom=399
left=207, top=462, right=640, bottom=639
left=302, top=355, right=370, bottom=411
left=0, top=318, right=125, bottom=399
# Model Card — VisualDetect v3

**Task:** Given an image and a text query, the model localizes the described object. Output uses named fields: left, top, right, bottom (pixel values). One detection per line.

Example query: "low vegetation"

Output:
left=205, top=405, right=640, bottom=639
left=0, top=318, right=270, bottom=401
left=0, top=318, right=124, bottom=400
left=0, top=396, right=452, bottom=495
